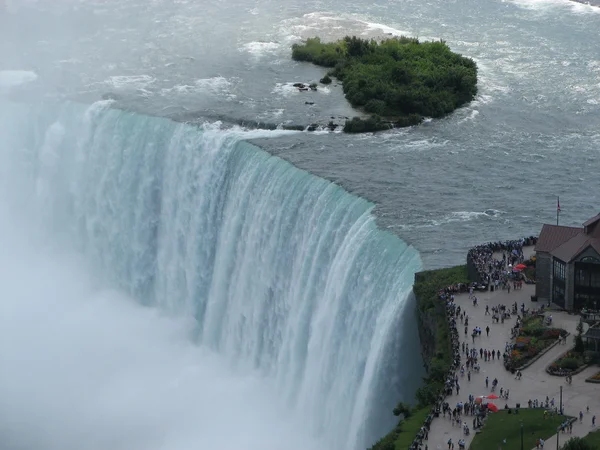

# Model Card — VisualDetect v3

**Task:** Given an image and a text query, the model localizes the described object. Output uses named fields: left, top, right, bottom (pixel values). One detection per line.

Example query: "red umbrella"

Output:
left=486, top=394, right=499, bottom=399
left=487, top=403, right=499, bottom=412
left=515, top=264, right=527, bottom=270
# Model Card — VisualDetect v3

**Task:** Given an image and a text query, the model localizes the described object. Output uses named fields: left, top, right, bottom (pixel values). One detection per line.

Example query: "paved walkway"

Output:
left=422, top=258, right=599, bottom=450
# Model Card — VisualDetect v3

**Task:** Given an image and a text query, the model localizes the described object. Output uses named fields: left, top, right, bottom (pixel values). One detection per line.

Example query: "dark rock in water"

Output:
left=307, top=124, right=318, bottom=132
left=283, top=124, right=305, bottom=131
left=293, top=83, right=305, bottom=88
left=327, top=121, right=338, bottom=131
left=305, top=101, right=315, bottom=105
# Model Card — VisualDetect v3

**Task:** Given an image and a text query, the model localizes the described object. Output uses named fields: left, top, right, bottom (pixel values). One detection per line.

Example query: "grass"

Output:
left=583, top=429, right=600, bottom=447
left=470, top=409, right=572, bottom=450
left=368, top=407, right=430, bottom=450
left=393, top=408, right=431, bottom=450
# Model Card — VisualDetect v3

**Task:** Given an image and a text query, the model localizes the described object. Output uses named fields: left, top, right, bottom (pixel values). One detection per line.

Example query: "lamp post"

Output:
left=557, top=385, right=564, bottom=450
left=520, top=422, right=524, bottom=450
left=559, top=385, right=563, bottom=415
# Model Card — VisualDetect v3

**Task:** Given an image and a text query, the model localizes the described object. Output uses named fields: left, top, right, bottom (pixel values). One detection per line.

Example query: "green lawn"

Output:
left=394, top=408, right=430, bottom=450
left=470, top=409, right=572, bottom=450
left=582, top=429, right=600, bottom=447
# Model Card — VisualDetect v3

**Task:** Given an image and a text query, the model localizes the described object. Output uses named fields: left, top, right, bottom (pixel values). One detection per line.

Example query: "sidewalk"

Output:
left=422, top=275, right=599, bottom=450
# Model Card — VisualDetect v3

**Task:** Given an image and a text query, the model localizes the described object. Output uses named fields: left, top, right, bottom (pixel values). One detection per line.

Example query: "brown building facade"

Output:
left=535, top=213, right=600, bottom=311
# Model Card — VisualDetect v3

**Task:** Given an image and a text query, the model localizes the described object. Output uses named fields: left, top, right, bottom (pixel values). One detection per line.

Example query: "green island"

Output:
left=368, top=265, right=469, bottom=450
left=291, top=36, right=478, bottom=132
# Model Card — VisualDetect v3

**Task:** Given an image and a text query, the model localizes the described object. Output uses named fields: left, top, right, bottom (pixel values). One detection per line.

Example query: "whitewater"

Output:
left=0, top=99, right=422, bottom=450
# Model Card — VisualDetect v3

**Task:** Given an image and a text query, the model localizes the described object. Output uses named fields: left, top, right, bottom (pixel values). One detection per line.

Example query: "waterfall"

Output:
left=0, top=99, right=423, bottom=449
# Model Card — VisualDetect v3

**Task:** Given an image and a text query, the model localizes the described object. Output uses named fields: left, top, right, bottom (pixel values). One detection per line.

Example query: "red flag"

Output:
left=557, top=197, right=561, bottom=213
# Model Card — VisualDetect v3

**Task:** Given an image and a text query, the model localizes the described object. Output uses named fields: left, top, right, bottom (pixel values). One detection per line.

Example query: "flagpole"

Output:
left=557, top=196, right=560, bottom=226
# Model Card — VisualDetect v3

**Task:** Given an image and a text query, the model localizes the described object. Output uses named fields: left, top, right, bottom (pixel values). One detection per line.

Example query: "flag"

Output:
left=557, top=197, right=561, bottom=213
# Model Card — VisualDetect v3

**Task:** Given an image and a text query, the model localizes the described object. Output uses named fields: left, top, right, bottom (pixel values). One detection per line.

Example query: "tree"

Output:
left=392, top=401, right=413, bottom=418
left=560, top=436, right=598, bottom=450
left=574, top=335, right=585, bottom=354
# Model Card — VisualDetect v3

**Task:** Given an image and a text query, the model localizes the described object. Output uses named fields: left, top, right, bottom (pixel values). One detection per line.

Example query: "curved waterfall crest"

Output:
left=0, top=99, right=422, bottom=449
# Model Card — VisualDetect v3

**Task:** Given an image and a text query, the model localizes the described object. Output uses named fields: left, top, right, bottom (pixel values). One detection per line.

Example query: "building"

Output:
left=535, top=213, right=600, bottom=311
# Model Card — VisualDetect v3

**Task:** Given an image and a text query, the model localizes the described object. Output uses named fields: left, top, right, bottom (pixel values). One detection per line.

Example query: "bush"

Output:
left=320, top=75, right=332, bottom=84
left=393, top=402, right=413, bottom=418
left=364, top=99, right=387, bottom=115
left=559, top=357, right=580, bottom=371
left=343, top=116, right=391, bottom=133
left=561, top=436, right=597, bottom=450
left=542, top=329, right=561, bottom=340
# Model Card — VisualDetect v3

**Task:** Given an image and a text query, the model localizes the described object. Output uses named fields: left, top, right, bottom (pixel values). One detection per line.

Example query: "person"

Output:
left=580, top=411, right=584, bottom=423
left=486, top=325, right=490, bottom=336
left=593, top=415, right=596, bottom=427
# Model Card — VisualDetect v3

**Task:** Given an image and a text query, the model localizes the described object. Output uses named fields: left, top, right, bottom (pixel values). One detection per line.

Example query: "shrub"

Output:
left=542, top=329, right=561, bottom=340
left=559, top=358, right=580, bottom=371
left=343, top=116, right=391, bottom=133
left=393, top=402, right=413, bottom=418
left=364, top=99, right=387, bottom=115
left=320, top=75, right=332, bottom=84
left=560, top=436, right=597, bottom=450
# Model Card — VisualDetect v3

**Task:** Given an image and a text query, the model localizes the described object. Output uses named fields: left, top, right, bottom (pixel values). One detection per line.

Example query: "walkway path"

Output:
left=422, top=255, right=599, bottom=450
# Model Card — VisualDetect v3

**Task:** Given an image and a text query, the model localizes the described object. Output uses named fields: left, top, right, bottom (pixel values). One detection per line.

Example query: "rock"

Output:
left=305, top=101, right=314, bottom=105
left=293, top=83, right=305, bottom=88
left=307, top=124, right=318, bottom=132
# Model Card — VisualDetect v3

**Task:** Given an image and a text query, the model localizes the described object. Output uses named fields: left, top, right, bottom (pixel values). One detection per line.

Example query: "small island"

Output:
left=292, top=36, right=478, bottom=132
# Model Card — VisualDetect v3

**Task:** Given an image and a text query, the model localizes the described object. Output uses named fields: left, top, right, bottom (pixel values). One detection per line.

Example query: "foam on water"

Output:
left=241, top=41, right=281, bottom=58
left=505, top=0, right=600, bottom=13
left=102, top=74, right=156, bottom=90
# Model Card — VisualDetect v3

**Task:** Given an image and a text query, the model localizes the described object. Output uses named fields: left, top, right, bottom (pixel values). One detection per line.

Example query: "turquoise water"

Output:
left=0, top=99, right=423, bottom=449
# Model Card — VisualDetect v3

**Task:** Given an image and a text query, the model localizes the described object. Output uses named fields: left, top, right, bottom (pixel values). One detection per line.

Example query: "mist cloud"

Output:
left=0, top=203, right=327, bottom=450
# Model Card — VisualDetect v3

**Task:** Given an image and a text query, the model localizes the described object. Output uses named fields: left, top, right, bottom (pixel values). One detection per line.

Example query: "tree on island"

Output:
left=292, top=35, right=478, bottom=132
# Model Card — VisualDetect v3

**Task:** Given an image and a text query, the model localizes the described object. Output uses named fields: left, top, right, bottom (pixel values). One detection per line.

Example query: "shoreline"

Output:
left=571, top=0, right=600, bottom=6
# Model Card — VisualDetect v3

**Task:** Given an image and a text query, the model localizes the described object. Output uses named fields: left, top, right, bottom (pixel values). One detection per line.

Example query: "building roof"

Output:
left=535, top=224, right=582, bottom=253
left=583, top=213, right=600, bottom=228
left=551, top=233, right=600, bottom=263
left=536, top=214, right=600, bottom=262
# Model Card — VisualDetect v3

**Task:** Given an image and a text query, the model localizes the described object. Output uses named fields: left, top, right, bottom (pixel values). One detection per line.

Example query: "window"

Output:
left=553, top=283, right=565, bottom=308
left=553, top=259, right=566, bottom=281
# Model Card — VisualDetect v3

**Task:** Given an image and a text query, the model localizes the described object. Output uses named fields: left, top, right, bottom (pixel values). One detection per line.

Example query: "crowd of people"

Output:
left=409, top=282, right=508, bottom=450
left=409, top=237, right=544, bottom=450
left=466, top=236, right=537, bottom=288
